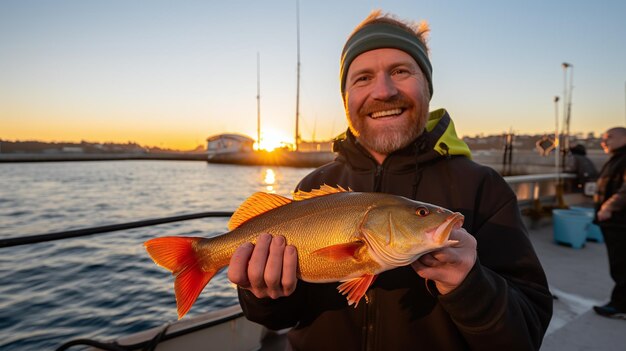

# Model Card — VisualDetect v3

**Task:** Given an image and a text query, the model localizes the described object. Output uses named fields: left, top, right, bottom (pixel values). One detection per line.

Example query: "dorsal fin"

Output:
left=228, top=192, right=292, bottom=230
left=292, top=184, right=351, bottom=201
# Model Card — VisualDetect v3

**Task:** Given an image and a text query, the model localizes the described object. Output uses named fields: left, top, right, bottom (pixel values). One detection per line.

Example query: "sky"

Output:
left=1, top=0, right=625, bottom=150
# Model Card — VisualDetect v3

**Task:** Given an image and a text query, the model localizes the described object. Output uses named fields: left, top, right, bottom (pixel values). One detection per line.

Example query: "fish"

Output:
left=144, top=185, right=464, bottom=318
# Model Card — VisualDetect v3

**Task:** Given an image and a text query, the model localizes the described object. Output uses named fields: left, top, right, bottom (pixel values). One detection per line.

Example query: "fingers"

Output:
left=412, top=253, right=448, bottom=281
left=227, top=233, right=298, bottom=300
left=282, top=245, right=298, bottom=295
left=227, top=242, right=254, bottom=288
left=417, top=253, right=444, bottom=267
left=264, top=235, right=286, bottom=298
left=411, top=228, right=478, bottom=295
left=248, top=233, right=273, bottom=291
left=597, top=209, right=611, bottom=221
left=448, top=227, right=471, bottom=243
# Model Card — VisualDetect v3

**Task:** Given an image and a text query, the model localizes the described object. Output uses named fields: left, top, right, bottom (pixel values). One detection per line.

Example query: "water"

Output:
left=0, top=161, right=313, bottom=350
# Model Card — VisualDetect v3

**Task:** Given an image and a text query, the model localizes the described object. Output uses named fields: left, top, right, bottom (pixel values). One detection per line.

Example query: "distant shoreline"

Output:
left=0, top=152, right=207, bottom=163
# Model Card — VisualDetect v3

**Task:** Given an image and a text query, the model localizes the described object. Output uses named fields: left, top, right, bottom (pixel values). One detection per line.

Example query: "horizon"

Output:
left=1, top=128, right=606, bottom=153
left=1, top=0, right=625, bottom=150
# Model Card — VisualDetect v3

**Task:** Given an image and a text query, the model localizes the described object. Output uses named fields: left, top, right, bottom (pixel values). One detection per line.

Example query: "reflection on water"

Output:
left=0, top=161, right=314, bottom=350
left=264, top=168, right=276, bottom=193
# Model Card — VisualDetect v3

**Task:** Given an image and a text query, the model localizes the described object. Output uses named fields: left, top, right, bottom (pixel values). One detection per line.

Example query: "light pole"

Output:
left=554, top=96, right=560, bottom=179
left=562, top=62, right=573, bottom=158
left=553, top=94, right=566, bottom=208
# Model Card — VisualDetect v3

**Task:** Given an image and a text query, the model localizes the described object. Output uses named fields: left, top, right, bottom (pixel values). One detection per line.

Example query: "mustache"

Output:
left=359, top=94, right=413, bottom=116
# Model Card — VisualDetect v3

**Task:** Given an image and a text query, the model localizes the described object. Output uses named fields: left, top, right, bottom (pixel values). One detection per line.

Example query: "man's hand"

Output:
left=597, top=207, right=612, bottom=221
left=411, top=228, right=477, bottom=295
left=227, top=233, right=298, bottom=299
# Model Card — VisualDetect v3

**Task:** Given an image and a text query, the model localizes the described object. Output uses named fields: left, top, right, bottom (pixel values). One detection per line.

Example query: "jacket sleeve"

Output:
left=601, top=174, right=626, bottom=213
left=438, top=175, right=553, bottom=350
left=237, top=282, right=306, bottom=330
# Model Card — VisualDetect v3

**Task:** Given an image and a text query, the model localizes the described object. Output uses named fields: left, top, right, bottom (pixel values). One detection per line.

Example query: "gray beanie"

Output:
left=340, top=21, right=433, bottom=100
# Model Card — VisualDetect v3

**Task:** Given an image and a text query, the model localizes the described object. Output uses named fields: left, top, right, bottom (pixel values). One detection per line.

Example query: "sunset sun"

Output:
left=256, top=129, right=292, bottom=152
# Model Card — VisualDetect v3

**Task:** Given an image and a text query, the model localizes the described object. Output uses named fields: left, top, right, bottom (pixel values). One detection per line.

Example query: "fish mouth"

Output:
left=369, top=108, right=405, bottom=119
left=429, top=212, right=464, bottom=245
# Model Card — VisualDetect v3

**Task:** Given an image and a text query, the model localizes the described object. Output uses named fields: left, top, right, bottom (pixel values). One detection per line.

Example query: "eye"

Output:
left=392, top=68, right=408, bottom=75
left=391, top=68, right=412, bottom=78
left=416, top=207, right=430, bottom=217
left=352, top=75, right=371, bottom=86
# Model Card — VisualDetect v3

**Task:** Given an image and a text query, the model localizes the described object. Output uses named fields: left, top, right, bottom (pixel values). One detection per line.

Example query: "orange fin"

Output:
left=292, top=184, right=351, bottom=201
left=228, top=192, right=292, bottom=230
left=145, top=237, right=218, bottom=319
left=310, top=241, right=364, bottom=261
left=337, top=274, right=377, bottom=307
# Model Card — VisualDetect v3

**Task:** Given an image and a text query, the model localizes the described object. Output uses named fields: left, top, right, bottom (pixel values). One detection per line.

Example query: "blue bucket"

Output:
left=552, top=209, right=592, bottom=249
left=569, top=206, right=604, bottom=243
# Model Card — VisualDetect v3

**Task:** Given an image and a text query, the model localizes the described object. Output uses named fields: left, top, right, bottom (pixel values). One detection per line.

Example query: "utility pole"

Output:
left=256, top=52, right=261, bottom=150
left=294, top=0, right=301, bottom=151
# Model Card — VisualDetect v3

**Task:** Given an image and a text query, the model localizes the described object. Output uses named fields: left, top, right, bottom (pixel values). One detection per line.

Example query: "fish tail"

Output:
left=144, top=236, right=217, bottom=319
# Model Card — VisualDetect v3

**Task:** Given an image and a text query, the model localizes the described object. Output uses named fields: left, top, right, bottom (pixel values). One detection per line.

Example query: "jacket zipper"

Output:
left=373, top=164, right=383, bottom=192
left=364, top=289, right=376, bottom=351
left=365, top=165, right=382, bottom=351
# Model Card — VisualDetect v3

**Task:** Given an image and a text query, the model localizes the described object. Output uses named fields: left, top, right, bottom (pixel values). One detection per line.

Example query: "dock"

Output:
left=526, top=216, right=626, bottom=350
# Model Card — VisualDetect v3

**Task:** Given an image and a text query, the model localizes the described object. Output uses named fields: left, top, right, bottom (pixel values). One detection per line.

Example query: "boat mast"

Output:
left=257, top=52, right=261, bottom=150
left=294, top=0, right=301, bottom=151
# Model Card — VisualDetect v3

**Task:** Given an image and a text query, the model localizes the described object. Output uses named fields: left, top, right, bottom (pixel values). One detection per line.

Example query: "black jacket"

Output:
left=595, top=145, right=626, bottom=228
left=238, top=109, right=552, bottom=350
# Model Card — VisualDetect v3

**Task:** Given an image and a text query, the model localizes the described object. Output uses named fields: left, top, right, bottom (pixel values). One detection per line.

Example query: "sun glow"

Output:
left=255, top=129, right=292, bottom=152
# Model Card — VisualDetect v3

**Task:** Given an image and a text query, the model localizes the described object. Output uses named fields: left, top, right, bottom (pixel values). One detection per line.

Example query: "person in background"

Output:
left=228, top=10, right=552, bottom=350
left=593, top=127, right=626, bottom=319
left=565, top=144, right=598, bottom=195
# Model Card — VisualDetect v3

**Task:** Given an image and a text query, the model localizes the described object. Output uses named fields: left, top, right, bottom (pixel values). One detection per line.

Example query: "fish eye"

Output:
left=415, top=207, right=430, bottom=217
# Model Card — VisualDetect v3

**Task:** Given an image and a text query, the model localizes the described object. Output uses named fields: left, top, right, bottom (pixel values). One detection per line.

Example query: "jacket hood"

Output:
left=332, top=108, right=471, bottom=172
left=423, top=108, right=472, bottom=159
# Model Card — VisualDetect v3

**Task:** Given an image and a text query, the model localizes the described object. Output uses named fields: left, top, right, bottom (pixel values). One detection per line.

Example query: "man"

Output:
left=593, top=127, right=626, bottom=319
left=228, top=11, right=552, bottom=350
left=565, top=144, right=598, bottom=194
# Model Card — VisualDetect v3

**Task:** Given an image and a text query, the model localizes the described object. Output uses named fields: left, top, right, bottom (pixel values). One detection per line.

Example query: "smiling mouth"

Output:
left=369, top=108, right=404, bottom=119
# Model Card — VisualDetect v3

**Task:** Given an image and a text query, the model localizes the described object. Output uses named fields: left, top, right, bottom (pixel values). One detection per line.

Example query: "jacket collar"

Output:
left=611, top=144, right=626, bottom=156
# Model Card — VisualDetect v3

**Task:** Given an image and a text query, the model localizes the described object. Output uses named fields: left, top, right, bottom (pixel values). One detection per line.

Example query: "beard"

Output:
left=348, top=93, right=429, bottom=155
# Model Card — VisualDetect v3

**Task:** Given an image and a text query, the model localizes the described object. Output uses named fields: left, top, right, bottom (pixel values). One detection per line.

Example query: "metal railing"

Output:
left=506, top=173, right=577, bottom=210
left=0, top=211, right=233, bottom=248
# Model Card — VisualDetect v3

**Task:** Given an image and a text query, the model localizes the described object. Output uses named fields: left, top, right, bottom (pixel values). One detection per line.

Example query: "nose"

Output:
left=370, top=73, right=398, bottom=100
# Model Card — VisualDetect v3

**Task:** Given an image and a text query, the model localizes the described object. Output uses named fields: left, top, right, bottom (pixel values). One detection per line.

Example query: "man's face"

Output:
left=344, top=48, right=429, bottom=156
left=601, top=131, right=626, bottom=154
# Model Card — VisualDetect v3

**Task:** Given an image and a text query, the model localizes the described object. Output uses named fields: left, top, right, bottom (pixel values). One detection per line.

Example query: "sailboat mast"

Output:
left=257, top=52, right=261, bottom=149
left=294, top=0, right=301, bottom=151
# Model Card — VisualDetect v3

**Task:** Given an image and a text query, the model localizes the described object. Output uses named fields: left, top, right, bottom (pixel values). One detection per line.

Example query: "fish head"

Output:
left=360, top=199, right=464, bottom=267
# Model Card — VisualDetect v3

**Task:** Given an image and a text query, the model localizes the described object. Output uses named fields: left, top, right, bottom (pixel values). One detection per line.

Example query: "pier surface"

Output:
left=527, top=219, right=626, bottom=350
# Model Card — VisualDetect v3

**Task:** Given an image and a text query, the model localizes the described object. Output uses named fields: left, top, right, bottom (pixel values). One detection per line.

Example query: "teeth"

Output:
left=370, top=108, right=402, bottom=119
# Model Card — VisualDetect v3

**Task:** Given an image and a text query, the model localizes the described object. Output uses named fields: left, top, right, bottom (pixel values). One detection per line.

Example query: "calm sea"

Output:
left=0, top=160, right=314, bottom=350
